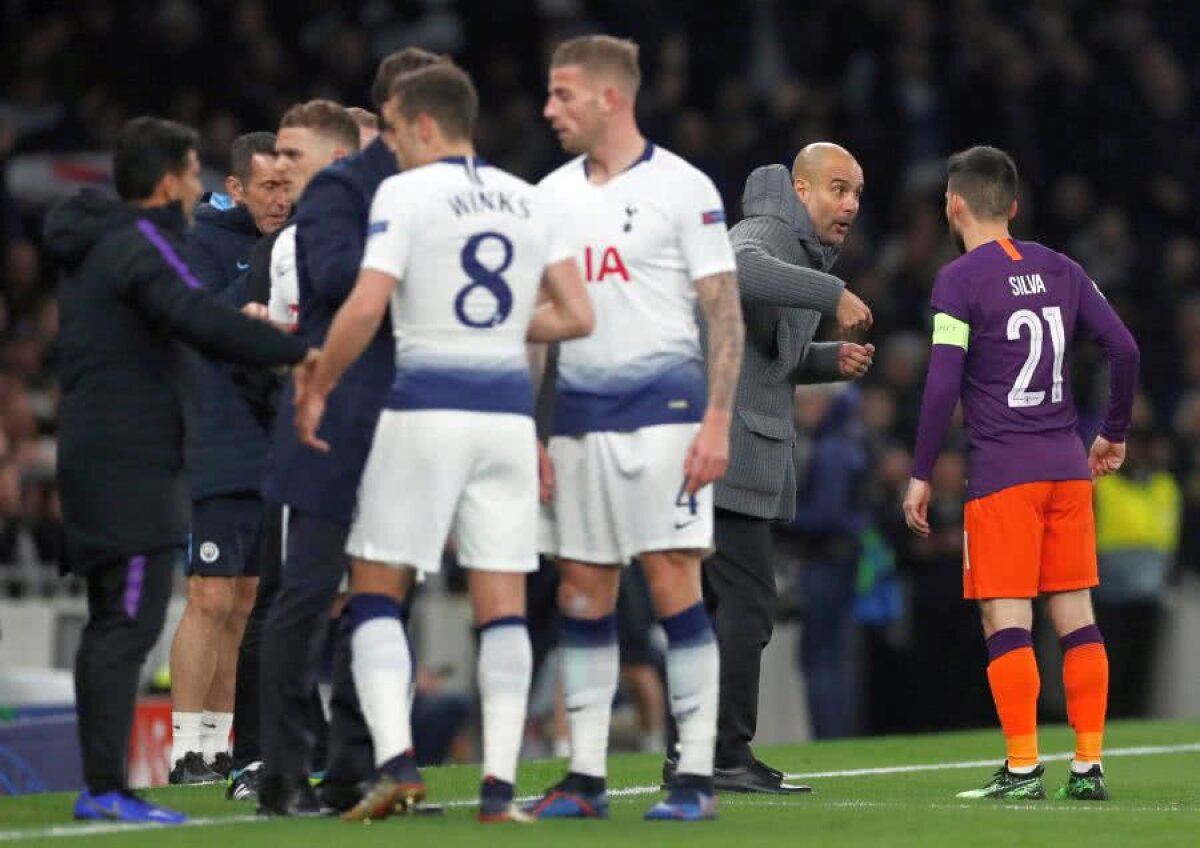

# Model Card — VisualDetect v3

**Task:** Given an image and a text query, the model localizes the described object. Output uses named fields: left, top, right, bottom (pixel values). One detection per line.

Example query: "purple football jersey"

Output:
left=929, top=238, right=1124, bottom=500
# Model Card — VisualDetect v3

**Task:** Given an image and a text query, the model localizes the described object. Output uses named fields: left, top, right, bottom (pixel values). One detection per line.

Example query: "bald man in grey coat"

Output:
left=669, top=144, right=874, bottom=794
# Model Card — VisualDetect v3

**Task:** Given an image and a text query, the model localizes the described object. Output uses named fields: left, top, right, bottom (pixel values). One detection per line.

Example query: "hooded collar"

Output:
left=739, top=164, right=840, bottom=272
left=42, top=188, right=187, bottom=267
left=139, top=199, right=189, bottom=235
left=193, top=197, right=259, bottom=236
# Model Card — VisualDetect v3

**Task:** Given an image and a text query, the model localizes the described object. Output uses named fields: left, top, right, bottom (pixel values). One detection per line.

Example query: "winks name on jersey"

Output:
left=448, top=189, right=531, bottom=220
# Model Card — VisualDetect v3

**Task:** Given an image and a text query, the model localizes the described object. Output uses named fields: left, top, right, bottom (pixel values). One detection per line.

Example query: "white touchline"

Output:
left=4, top=742, right=1199, bottom=840
left=734, top=799, right=1200, bottom=814
left=781, top=742, right=1200, bottom=780
left=0, top=815, right=263, bottom=843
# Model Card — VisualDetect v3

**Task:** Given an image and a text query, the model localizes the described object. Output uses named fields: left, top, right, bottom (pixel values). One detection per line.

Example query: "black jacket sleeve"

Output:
left=120, top=229, right=308, bottom=368
left=297, top=174, right=365, bottom=306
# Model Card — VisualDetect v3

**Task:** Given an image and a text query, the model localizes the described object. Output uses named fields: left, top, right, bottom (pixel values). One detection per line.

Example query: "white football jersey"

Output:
left=537, top=143, right=735, bottom=435
left=268, top=223, right=299, bottom=331
left=361, top=156, right=571, bottom=415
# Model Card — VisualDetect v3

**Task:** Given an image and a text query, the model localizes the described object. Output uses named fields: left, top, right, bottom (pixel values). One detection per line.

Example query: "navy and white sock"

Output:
left=348, top=593, right=413, bottom=767
left=477, top=616, right=532, bottom=785
left=661, top=603, right=719, bottom=778
left=560, top=613, right=619, bottom=779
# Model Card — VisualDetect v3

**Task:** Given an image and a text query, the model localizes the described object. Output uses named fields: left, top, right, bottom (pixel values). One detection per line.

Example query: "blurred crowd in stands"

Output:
left=1, top=0, right=1196, bottom=735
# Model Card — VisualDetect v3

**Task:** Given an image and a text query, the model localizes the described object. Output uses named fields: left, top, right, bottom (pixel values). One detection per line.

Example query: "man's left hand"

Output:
left=684, top=410, right=731, bottom=495
left=294, top=361, right=329, bottom=453
left=902, top=477, right=931, bottom=537
left=838, top=342, right=875, bottom=379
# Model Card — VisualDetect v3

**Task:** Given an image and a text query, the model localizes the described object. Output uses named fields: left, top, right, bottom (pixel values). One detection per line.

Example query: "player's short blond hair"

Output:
left=279, top=100, right=360, bottom=152
left=551, top=35, right=641, bottom=95
left=346, top=107, right=379, bottom=132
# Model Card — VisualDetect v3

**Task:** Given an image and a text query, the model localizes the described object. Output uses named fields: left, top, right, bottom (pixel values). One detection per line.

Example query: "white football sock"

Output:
left=560, top=614, right=619, bottom=779
left=200, top=710, right=232, bottom=762
left=171, top=711, right=203, bottom=764
left=662, top=604, right=719, bottom=778
left=351, top=612, right=413, bottom=766
left=477, top=618, right=532, bottom=785
left=1071, top=759, right=1101, bottom=775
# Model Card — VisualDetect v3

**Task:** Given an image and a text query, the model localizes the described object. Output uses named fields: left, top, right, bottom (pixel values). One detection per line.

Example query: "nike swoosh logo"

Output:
left=236, top=261, right=250, bottom=270
left=674, top=519, right=699, bottom=530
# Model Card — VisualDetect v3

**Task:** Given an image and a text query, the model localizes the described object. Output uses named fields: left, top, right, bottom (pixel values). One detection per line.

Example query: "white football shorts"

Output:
left=540, top=422, right=713, bottom=564
left=347, top=409, right=539, bottom=573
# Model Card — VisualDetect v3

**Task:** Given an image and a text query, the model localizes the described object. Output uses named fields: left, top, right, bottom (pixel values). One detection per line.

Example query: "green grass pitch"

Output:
left=3, top=719, right=1199, bottom=847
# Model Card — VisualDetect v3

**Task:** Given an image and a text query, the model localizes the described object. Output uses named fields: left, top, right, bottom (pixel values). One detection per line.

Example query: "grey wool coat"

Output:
left=709, top=163, right=848, bottom=522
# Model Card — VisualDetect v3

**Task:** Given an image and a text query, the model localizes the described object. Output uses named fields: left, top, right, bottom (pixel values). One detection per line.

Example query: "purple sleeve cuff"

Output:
left=911, top=344, right=966, bottom=481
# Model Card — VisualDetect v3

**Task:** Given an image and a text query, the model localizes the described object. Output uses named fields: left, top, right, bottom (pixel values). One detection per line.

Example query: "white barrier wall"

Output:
left=4, top=578, right=1199, bottom=732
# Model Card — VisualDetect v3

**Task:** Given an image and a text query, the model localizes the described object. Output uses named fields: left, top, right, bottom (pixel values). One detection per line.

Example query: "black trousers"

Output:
left=702, top=509, right=777, bottom=768
left=75, top=549, right=177, bottom=794
left=260, top=509, right=371, bottom=781
left=231, top=503, right=282, bottom=769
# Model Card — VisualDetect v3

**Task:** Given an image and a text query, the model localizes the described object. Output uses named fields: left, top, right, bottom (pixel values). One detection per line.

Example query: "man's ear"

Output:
left=225, top=175, right=244, bottom=204
left=600, top=83, right=623, bottom=114
left=1008, top=199, right=1019, bottom=221
left=793, top=177, right=810, bottom=202
left=416, top=113, right=439, bottom=144
left=159, top=171, right=181, bottom=204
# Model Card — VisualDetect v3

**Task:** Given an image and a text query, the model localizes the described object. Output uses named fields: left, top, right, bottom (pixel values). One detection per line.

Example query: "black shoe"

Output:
left=316, top=778, right=366, bottom=813
left=210, top=752, right=233, bottom=779
left=226, top=762, right=261, bottom=801
left=713, top=759, right=812, bottom=795
left=256, top=774, right=325, bottom=817
left=169, top=751, right=222, bottom=786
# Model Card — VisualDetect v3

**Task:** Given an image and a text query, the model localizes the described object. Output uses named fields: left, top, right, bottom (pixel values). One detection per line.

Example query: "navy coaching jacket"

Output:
left=183, top=199, right=271, bottom=499
left=262, top=137, right=397, bottom=525
left=43, top=190, right=307, bottom=573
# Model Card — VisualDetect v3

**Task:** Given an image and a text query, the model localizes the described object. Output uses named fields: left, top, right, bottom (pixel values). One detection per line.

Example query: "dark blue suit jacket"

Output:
left=263, top=138, right=397, bottom=525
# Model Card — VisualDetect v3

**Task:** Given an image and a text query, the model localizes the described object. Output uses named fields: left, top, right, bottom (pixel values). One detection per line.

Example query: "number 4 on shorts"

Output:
left=675, top=480, right=698, bottom=516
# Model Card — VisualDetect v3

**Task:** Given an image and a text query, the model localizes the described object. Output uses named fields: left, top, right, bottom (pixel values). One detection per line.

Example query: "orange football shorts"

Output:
left=962, top=479, right=1098, bottom=600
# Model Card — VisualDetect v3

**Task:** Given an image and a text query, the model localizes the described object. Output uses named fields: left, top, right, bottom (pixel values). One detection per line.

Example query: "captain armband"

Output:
left=931, top=312, right=969, bottom=351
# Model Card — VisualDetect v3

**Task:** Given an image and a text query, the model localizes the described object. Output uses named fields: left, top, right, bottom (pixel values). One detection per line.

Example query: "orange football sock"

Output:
left=1061, top=625, right=1108, bottom=764
left=986, top=629, right=1040, bottom=769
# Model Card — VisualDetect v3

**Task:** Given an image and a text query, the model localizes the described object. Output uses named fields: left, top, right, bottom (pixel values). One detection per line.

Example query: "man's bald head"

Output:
left=791, top=143, right=864, bottom=246
left=791, top=142, right=856, bottom=182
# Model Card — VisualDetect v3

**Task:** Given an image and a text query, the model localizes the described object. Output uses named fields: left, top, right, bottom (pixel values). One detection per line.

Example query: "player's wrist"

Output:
left=1098, top=427, right=1125, bottom=444
left=702, top=407, right=733, bottom=427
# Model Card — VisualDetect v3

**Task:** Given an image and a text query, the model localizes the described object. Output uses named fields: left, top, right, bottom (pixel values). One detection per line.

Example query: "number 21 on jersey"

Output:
left=1007, top=306, right=1065, bottom=408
